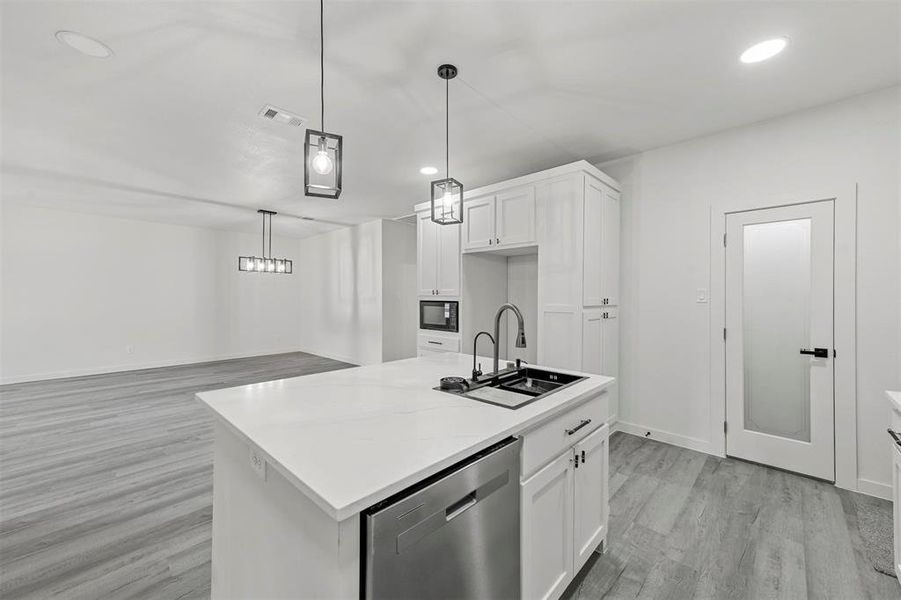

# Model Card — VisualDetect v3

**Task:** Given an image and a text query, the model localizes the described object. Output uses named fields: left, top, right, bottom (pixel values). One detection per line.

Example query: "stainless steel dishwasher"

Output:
left=363, top=437, right=522, bottom=599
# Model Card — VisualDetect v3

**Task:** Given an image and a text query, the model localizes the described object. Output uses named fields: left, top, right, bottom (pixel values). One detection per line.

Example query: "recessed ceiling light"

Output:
left=740, top=37, right=788, bottom=64
left=55, top=30, right=113, bottom=58
left=419, top=166, right=438, bottom=175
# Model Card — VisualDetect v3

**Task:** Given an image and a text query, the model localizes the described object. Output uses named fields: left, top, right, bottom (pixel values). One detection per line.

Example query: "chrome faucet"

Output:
left=493, top=303, right=527, bottom=376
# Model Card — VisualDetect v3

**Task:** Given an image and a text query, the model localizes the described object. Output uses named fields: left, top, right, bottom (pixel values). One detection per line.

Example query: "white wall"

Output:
left=505, top=254, right=538, bottom=363
left=297, top=220, right=383, bottom=365
left=0, top=202, right=303, bottom=383
left=381, top=220, right=417, bottom=362
left=600, top=86, right=900, bottom=496
left=297, top=219, right=416, bottom=366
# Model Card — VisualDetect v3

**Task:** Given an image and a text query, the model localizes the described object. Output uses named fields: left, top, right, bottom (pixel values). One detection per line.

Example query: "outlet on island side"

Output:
left=249, top=447, right=267, bottom=481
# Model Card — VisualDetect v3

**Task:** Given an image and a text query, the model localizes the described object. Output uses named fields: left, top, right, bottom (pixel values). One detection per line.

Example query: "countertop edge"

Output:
left=197, top=377, right=613, bottom=521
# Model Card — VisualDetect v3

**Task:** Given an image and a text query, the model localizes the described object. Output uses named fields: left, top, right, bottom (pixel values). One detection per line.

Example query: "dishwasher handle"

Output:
left=445, top=492, right=477, bottom=521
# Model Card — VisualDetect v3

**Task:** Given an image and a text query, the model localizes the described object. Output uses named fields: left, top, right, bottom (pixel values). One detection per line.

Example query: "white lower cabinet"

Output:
left=521, top=422, right=609, bottom=600
left=573, top=425, right=609, bottom=573
left=522, top=451, right=574, bottom=600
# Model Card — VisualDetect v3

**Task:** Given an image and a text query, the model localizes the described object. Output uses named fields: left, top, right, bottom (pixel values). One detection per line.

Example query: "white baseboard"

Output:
left=296, top=347, right=364, bottom=367
left=856, top=477, right=892, bottom=501
left=615, top=420, right=718, bottom=456
left=0, top=347, right=309, bottom=385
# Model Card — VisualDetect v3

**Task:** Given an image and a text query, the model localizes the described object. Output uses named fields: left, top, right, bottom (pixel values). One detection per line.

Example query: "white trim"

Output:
left=615, top=421, right=717, bottom=456
left=0, top=346, right=313, bottom=385
left=856, top=478, right=892, bottom=501
left=709, top=183, right=858, bottom=488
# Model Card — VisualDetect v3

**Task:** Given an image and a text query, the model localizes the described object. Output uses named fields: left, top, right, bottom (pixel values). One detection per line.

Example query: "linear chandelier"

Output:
left=238, top=210, right=293, bottom=274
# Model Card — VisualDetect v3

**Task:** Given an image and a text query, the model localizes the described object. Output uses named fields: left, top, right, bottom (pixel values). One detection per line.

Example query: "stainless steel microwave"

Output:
left=419, top=300, right=458, bottom=332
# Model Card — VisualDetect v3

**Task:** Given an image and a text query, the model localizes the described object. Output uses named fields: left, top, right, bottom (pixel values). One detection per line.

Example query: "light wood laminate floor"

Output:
left=563, top=432, right=900, bottom=600
left=2, top=354, right=897, bottom=599
left=0, top=352, right=353, bottom=599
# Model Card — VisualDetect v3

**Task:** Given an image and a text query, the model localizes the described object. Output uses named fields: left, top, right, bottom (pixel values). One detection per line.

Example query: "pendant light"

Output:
left=304, top=0, right=343, bottom=199
left=238, top=210, right=293, bottom=274
left=430, top=64, right=463, bottom=225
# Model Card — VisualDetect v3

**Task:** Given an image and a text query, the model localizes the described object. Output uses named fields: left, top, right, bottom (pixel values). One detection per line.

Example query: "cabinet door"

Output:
left=496, top=186, right=536, bottom=247
left=582, top=178, right=604, bottom=306
left=521, top=450, right=574, bottom=600
left=600, top=188, right=620, bottom=306
left=581, top=310, right=603, bottom=375
left=537, top=175, right=583, bottom=307
left=462, top=195, right=495, bottom=250
left=601, top=308, right=619, bottom=417
left=417, top=211, right=438, bottom=296
left=436, top=221, right=461, bottom=296
left=537, top=174, right=584, bottom=371
left=893, top=445, right=901, bottom=579
left=573, top=424, right=609, bottom=574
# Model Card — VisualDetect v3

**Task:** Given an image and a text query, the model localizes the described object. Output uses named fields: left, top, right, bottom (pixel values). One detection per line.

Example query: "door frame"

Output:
left=709, top=183, right=857, bottom=491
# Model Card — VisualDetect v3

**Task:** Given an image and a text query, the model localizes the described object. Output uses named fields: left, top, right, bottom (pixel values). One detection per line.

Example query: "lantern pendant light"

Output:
left=238, top=210, right=293, bottom=274
left=304, top=0, right=343, bottom=199
left=430, top=64, right=463, bottom=225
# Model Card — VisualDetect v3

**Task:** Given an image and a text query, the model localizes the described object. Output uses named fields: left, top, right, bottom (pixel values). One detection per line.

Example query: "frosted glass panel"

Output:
left=742, top=219, right=811, bottom=442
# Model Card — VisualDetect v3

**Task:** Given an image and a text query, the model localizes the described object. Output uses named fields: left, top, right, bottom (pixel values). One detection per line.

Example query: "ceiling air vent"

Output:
left=258, top=104, right=306, bottom=127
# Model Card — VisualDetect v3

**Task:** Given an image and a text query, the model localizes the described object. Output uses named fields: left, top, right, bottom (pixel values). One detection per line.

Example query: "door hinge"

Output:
left=724, top=421, right=728, bottom=434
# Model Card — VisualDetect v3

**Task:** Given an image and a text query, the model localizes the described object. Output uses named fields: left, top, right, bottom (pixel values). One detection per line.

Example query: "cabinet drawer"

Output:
left=417, top=333, right=461, bottom=353
left=520, top=391, right=608, bottom=478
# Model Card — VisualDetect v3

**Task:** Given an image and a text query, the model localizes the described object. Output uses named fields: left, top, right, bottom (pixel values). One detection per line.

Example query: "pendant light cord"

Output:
left=445, top=77, right=449, bottom=178
left=320, top=0, right=325, bottom=131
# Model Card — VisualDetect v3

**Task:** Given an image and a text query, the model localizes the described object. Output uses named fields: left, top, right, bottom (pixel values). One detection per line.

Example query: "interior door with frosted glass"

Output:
left=725, top=201, right=834, bottom=480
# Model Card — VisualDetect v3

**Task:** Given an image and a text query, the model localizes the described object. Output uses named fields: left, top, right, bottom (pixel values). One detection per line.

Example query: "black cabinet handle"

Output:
left=566, top=419, right=592, bottom=436
left=799, top=348, right=828, bottom=358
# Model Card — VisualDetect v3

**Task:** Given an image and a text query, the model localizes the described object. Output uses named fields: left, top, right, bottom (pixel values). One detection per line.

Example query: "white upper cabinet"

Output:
left=436, top=219, right=461, bottom=296
left=537, top=175, right=584, bottom=308
left=462, top=187, right=536, bottom=252
left=600, top=186, right=620, bottom=306
left=417, top=211, right=460, bottom=297
left=583, top=178, right=620, bottom=307
left=495, top=186, right=536, bottom=247
left=417, top=211, right=438, bottom=296
left=462, top=195, right=495, bottom=250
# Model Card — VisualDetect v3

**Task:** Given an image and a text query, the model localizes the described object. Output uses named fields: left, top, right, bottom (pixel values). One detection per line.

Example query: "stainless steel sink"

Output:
left=436, top=367, right=586, bottom=409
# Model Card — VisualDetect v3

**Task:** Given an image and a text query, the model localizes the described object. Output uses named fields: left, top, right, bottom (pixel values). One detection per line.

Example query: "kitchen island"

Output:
left=198, top=353, right=613, bottom=599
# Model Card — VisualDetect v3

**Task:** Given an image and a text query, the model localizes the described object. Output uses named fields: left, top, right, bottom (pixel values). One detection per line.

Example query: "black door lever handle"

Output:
left=799, top=348, right=829, bottom=358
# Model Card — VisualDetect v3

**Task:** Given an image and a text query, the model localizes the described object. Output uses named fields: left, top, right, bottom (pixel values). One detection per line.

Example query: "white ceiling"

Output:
left=2, top=1, right=898, bottom=238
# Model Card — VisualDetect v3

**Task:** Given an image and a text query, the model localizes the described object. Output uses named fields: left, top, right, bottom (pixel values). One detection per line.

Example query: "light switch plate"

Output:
left=696, top=288, right=708, bottom=303
left=249, top=446, right=267, bottom=481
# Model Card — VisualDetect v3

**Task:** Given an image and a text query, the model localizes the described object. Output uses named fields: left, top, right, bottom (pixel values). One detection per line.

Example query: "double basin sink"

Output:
left=438, top=366, right=586, bottom=409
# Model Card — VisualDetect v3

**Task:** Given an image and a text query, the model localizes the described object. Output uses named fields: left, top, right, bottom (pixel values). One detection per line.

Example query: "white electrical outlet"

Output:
left=696, top=288, right=708, bottom=303
left=249, top=447, right=267, bottom=481
left=126, top=345, right=135, bottom=355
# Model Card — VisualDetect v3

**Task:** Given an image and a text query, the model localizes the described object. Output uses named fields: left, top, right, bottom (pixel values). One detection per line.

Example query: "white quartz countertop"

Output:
left=197, top=353, right=613, bottom=521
